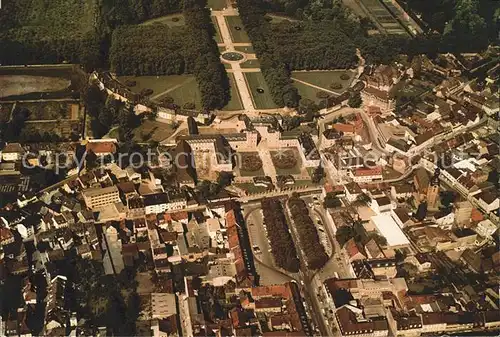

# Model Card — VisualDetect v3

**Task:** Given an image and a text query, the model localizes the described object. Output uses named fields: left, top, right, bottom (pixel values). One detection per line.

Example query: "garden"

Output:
left=270, top=149, right=302, bottom=175
left=238, top=152, right=264, bottom=176
left=244, top=72, right=279, bottom=109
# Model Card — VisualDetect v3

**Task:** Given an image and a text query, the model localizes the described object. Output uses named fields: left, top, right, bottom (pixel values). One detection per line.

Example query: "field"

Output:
left=222, top=74, right=244, bottom=111
left=166, top=78, right=202, bottom=109
left=293, top=81, right=331, bottom=104
left=291, top=70, right=355, bottom=94
left=0, top=66, right=86, bottom=101
left=225, top=16, right=250, bottom=43
left=207, top=0, right=227, bottom=10
left=117, top=75, right=193, bottom=100
left=240, top=60, right=261, bottom=69
left=244, top=72, right=279, bottom=109
left=141, top=14, right=185, bottom=27
left=211, top=16, right=223, bottom=43
left=234, top=45, right=254, bottom=53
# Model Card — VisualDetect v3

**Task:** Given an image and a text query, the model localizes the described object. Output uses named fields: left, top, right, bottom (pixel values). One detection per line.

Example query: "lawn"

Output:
left=240, top=60, right=261, bottom=68
left=266, top=14, right=297, bottom=24
left=244, top=72, right=279, bottom=109
left=167, top=77, right=202, bottom=109
left=132, top=120, right=177, bottom=143
left=234, top=45, right=254, bottom=53
left=293, top=80, right=329, bottom=104
left=207, top=0, right=227, bottom=10
left=236, top=152, right=265, bottom=177
left=211, top=16, right=223, bottom=43
left=117, top=75, right=194, bottom=100
left=222, top=73, right=244, bottom=111
left=291, top=70, right=355, bottom=94
left=225, top=16, right=250, bottom=43
left=234, top=183, right=270, bottom=194
left=0, top=76, right=70, bottom=99
left=140, top=14, right=185, bottom=27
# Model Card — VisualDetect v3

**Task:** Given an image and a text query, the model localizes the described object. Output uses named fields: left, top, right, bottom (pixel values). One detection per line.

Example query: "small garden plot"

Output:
left=270, top=149, right=302, bottom=175
left=244, top=72, right=279, bottom=109
left=0, top=103, right=13, bottom=123
left=234, top=45, right=254, bottom=53
left=193, top=150, right=217, bottom=180
left=237, top=152, right=265, bottom=177
left=0, top=76, right=70, bottom=99
left=141, top=14, right=185, bottom=27
left=17, top=101, right=79, bottom=120
left=225, top=16, right=250, bottom=43
left=22, top=120, right=81, bottom=141
left=291, top=70, right=355, bottom=94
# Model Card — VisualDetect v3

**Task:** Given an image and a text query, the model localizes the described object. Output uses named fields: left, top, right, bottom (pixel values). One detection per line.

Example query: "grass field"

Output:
left=141, top=14, right=185, bottom=27
left=167, top=77, right=202, bottom=109
left=222, top=73, right=244, bottom=111
left=240, top=60, right=261, bottom=68
left=211, top=16, right=223, bottom=43
left=117, top=75, right=193, bottom=99
left=0, top=66, right=85, bottom=101
left=293, top=81, right=330, bottom=104
left=207, top=0, right=227, bottom=10
left=234, top=45, right=254, bottom=53
left=266, top=14, right=297, bottom=24
left=225, top=16, right=250, bottom=43
left=244, top=72, right=279, bottom=109
left=291, top=70, right=355, bottom=93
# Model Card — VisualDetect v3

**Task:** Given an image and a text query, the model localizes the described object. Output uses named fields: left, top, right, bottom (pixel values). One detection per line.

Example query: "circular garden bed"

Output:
left=221, top=52, right=244, bottom=61
left=272, top=150, right=297, bottom=169
left=240, top=153, right=263, bottom=172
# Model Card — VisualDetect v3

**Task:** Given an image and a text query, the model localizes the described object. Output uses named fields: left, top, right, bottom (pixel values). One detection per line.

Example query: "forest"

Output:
left=287, top=195, right=328, bottom=270
left=261, top=198, right=301, bottom=273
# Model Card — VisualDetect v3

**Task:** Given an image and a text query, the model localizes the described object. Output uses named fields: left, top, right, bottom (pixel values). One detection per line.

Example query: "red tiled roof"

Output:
left=355, top=166, right=382, bottom=176
left=86, top=141, right=116, bottom=154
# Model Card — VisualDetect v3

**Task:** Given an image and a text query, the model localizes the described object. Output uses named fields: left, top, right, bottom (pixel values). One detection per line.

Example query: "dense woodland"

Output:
left=287, top=195, right=328, bottom=270
left=261, top=198, right=301, bottom=273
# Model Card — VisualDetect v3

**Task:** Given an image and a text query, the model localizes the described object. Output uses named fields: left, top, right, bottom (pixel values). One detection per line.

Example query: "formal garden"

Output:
left=238, top=152, right=265, bottom=176
left=270, top=149, right=302, bottom=175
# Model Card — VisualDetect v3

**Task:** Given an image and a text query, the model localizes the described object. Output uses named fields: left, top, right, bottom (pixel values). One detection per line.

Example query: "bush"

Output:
left=272, top=150, right=297, bottom=169
left=183, top=102, right=195, bottom=110
left=329, top=82, right=342, bottom=90
left=162, top=96, right=174, bottom=104
left=140, top=88, right=154, bottom=96
left=240, top=153, right=263, bottom=172
left=125, top=80, right=137, bottom=87
left=172, top=17, right=180, bottom=22
left=340, top=73, right=350, bottom=80
left=316, top=91, right=329, bottom=99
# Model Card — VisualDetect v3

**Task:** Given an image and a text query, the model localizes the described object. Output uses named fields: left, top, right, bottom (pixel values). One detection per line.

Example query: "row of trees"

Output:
left=261, top=198, right=300, bottom=273
left=287, top=195, right=328, bottom=270
left=183, top=0, right=231, bottom=110
left=238, top=0, right=300, bottom=108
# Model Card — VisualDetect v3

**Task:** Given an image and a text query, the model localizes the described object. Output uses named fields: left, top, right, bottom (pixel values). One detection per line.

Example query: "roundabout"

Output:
left=221, top=51, right=245, bottom=62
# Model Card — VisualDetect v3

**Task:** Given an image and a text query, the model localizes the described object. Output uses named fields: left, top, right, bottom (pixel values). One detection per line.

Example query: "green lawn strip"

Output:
left=211, top=16, right=223, bottom=43
left=291, top=70, right=355, bottom=93
left=222, top=73, right=243, bottom=111
left=207, top=0, right=227, bottom=10
left=244, top=72, right=279, bottom=109
left=117, top=75, right=192, bottom=97
left=240, top=59, right=261, bottom=68
left=225, top=16, right=250, bottom=43
left=234, top=45, right=254, bottom=53
left=140, top=14, right=185, bottom=27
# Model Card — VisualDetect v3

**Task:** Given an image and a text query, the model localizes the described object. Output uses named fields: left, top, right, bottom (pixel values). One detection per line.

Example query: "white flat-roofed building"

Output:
left=151, top=293, right=177, bottom=320
left=82, top=185, right=120, bottom=209
left=371, top=213, right=410, bottom=248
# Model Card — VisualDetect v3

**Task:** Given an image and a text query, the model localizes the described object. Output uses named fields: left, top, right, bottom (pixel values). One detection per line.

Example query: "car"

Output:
left=318, top=227, right=325, bottom=233
left=252, top=246, right=261, bottom=253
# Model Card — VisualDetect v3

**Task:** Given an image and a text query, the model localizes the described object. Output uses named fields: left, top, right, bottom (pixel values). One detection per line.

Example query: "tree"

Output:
left=348, top=92, right=362, bottom=108
left=311, top=164, right=325, bottom=184
left=217, top=171, right=234, bottom=189
left=324, top=193, right=342, bottom=208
